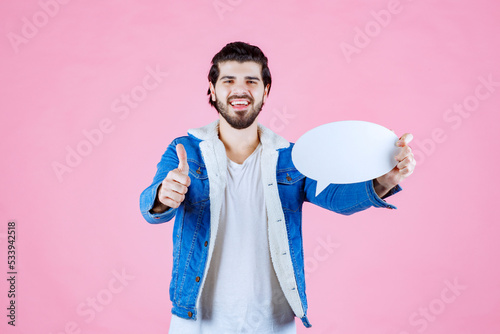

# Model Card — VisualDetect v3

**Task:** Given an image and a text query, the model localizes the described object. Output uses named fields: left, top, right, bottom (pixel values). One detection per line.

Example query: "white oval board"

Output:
left=292, top=120, right=401, bottom=196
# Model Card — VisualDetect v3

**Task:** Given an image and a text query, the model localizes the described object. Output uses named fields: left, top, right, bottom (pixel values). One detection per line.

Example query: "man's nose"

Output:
left=231, top=81, right=249, bottom=95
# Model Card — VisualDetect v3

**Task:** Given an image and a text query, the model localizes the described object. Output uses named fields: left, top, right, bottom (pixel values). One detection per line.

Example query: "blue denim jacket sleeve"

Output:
left=139, top=141, right=180, bottom=224
left=304, top=177, right=403, bottom=215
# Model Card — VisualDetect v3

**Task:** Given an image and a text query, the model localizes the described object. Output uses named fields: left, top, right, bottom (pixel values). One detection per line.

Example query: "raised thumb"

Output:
left=176, top=143, right=189, bottom=175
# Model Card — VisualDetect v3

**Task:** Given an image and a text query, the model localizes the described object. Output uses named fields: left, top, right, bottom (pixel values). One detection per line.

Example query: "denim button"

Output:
left=204, top=241, right=208, bottom=247
left=195, top=276, right=200, bottom=282
left=188, top=311, right=193, bottom=317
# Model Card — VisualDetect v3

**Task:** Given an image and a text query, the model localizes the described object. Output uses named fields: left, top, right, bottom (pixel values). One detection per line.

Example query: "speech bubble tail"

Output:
left=315, top=180, right=330, bottom=197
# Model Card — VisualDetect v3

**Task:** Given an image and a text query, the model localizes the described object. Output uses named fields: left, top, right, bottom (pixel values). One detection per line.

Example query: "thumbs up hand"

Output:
left=155, top=144, right=192, bottom=210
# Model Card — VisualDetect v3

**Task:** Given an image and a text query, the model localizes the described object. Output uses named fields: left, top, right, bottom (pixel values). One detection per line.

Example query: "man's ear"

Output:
left=209, top=82, right=216, bottom=102
left=263, top=84, right=270, bottom=104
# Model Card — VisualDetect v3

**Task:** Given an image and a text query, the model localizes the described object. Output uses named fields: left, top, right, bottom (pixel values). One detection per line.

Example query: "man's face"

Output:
left=209, top=61, right=269, bottom=130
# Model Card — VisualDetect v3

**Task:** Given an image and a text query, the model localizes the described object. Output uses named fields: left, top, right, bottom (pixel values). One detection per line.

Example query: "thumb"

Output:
left=176, top=143, right=189, bottom=175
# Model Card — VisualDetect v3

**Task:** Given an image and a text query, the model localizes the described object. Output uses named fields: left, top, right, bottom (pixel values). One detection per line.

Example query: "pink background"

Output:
left=1, top=1, right=500, bottom=333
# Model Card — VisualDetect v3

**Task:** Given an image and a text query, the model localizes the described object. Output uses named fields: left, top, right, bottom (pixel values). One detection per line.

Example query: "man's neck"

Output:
left=218, top=117, right=260, bottom=164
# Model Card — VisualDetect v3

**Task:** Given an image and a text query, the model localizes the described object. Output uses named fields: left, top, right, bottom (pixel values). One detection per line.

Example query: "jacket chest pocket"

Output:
left=276, top=168, right=305, bottom=212
left=185, top=160, right=209, bottom=205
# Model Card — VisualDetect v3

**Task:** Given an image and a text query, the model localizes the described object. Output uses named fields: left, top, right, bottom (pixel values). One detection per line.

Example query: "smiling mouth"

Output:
left=229, top=99, right=250, bottom=111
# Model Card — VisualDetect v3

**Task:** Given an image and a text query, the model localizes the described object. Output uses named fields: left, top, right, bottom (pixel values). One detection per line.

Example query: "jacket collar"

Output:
left=187, top=119, right=290, bottom=150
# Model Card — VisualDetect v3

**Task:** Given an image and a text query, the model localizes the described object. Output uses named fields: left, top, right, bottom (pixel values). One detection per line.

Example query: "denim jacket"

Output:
left=139, top=120, right=402, bottom=328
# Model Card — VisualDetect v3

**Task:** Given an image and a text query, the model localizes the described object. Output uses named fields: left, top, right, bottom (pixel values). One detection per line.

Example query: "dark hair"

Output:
left=207, top=41, right=272, bottom=107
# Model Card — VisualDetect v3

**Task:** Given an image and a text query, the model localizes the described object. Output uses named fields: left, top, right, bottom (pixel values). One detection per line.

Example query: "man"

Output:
left=139, top=41, right=416, bottom=333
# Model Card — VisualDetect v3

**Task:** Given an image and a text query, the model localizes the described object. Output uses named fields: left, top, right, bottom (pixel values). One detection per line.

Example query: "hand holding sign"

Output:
left=374, top=132, right=416, bottom=193
left=292, top=121, right=414, bottom=196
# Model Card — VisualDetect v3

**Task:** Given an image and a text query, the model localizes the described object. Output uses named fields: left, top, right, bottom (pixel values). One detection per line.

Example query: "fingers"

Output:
left=396, top=154, right=416, bottom=176
left=165, top=178, right=188, bottom=195
left=397, top=133, right=414, bottom=147
left=169, top=169, right=191, bottom=187
left=176, top=144, right=189, bottom=175
left=158, top=167, right=192, bottom=208
left=158, top=178, right=189, bottom=208
left=397, top=155, right=414, bottom=170
left=159, top=192, right=184, bottom=209
left=395, top=145, right=412, bottom=161
left=393, top=132, right=416, bottom=179
left=159, top=186, right=185, bottom=208
left=387, top=131, right=416, bottom=182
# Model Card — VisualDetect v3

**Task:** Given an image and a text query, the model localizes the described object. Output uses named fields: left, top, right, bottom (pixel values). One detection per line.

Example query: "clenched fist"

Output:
left=152, top=144, right=191, bottom=212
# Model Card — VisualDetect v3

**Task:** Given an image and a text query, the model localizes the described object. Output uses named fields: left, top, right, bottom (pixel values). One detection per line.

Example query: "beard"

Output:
left=214, top=94, right=264, bottom=130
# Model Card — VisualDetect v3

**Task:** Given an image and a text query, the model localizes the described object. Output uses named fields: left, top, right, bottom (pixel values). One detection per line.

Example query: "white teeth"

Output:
left=231, top=101, right=249, bottom=106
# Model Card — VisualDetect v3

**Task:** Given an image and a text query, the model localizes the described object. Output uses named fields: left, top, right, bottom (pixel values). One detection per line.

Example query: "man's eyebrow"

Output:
left=219, top=75, right=261, bottom=81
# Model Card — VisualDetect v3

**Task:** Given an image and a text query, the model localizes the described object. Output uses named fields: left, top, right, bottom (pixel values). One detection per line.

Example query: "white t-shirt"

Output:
left=168, top=143, right=296, bottom=334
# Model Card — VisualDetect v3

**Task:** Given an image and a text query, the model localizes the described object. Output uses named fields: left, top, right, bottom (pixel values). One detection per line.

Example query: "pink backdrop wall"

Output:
left=1, top=1, right=499, bottom=333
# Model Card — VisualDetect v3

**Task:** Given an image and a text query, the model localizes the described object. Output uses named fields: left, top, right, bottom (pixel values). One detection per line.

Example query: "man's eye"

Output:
left=248, top=81, right=256, bottom=84
left=224, top=80, right=232, bottom=83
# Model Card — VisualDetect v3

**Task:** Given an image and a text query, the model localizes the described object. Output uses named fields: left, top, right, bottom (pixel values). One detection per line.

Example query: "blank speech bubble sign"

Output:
left=292, top=120, right=401, bottom=196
